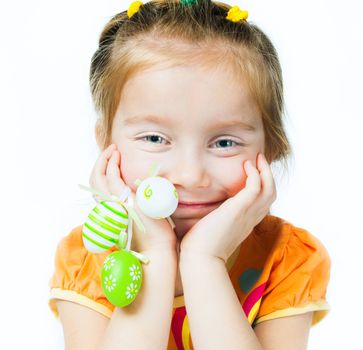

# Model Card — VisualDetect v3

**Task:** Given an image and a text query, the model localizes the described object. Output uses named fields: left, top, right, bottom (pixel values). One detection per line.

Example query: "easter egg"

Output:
left=82, top=200, right=129, bottom=253
left=136, top=176, right=178, bottom=218
left=101, top=250, right=143, bottom=307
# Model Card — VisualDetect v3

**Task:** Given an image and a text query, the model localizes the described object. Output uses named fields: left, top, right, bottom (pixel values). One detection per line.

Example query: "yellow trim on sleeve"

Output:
left=253, top=299, right=330, bottom=327
left=48, top=288, right=113, bottom=319
left=173, top=295, right=185, bottom=308
left=49, top=288, right=187, bottom=318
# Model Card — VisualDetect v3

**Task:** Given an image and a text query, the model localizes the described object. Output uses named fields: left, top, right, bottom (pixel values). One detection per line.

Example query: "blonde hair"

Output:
left=89, top=0, right=291, bottom=170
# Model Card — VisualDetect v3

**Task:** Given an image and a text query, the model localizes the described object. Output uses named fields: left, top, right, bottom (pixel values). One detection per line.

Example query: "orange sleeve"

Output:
left=254, top=225, right=331, bottom=327
left=48, top=225, right=115, bottom=319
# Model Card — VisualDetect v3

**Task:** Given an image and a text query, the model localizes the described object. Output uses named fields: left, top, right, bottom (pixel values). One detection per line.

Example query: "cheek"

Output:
left=117, top=149, right=150, bottom=192
left=215, top=160, right=247, bottom=197
left=220, top=145, right=263, bottom=196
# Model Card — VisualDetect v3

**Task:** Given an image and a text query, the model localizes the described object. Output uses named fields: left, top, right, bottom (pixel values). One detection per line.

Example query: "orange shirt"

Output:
left=49, top=214, right=331, bottom=349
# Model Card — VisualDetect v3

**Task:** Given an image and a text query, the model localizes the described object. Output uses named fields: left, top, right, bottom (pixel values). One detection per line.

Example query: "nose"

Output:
left=162, top=151, right=211, bottom=190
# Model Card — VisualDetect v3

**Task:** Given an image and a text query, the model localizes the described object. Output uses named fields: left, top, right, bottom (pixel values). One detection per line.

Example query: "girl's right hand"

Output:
left=89, top=144, right=177, bottom=254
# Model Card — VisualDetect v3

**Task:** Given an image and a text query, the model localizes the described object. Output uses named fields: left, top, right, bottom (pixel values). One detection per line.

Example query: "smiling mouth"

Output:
left=177, top=200, right=223, bottom=208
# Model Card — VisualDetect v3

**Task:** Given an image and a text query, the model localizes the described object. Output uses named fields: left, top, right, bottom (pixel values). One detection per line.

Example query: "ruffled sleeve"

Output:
left=254, top=223, right=331, bottom=326
left=48, top=225, right=116, bottom=319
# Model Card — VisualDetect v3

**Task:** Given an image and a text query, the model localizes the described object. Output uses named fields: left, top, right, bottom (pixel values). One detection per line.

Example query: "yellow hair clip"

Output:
left=127, top=1, right=144, bottom=19
left=226, top=5, right=248, bottom=23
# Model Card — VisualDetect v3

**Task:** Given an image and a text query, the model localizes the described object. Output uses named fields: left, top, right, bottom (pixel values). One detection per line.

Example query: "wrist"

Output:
left=179, top=248, right=225, bottom=267
left=139, top=247, right=178, bottom=275
left=131, top=236, right=177, bottom=253
left=139, top=241, right=178, bottom=257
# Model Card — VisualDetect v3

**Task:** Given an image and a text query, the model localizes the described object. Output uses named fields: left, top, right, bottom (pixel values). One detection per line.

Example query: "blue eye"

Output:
left=140, top=134, right=168, bottom=145
left=212, top=139, right=244, bottom=150
left=213, top=139, right=238, bottom=148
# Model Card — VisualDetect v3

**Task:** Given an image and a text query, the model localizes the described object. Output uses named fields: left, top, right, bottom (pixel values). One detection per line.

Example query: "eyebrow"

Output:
left=123, top=114, right=257, bottom=131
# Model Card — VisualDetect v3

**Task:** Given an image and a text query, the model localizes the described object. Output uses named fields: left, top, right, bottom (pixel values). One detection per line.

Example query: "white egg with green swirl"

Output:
left=136, top=176, right=178, bottom=219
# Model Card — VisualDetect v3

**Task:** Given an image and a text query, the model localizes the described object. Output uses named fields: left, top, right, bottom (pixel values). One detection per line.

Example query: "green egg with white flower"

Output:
left=82, top=200, right=129, bottom=253
left=101, top=250, right=143, bottom=307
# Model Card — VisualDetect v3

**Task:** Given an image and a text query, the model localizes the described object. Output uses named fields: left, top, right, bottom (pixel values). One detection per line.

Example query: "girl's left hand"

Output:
left=179, top=153, right=277, bottom=263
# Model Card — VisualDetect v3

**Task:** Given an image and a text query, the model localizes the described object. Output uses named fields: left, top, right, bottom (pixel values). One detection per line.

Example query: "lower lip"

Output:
left=177, top=201, right=223, bottom=209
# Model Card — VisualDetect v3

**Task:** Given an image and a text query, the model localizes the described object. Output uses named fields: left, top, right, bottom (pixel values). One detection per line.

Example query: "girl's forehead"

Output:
left=118, top=64, right=260, bottom=122
left=123, top=64, right=244, bottom=92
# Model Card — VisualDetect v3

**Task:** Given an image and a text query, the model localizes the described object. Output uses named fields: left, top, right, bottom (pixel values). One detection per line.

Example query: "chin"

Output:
left=172, top=217, right=199, bottom=240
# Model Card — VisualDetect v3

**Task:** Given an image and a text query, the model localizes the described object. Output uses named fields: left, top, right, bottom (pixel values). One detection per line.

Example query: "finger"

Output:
left=233, top=159, right=262, bottom=209
left=106, top=150, right=122, bottom=180
left=244, top=159, right=261, bottom=196
left=256, top=153, right=277, bottom=204
left=95, top=144, right=117, bottom=176
left=106, top=150, right=126, bottom=196
left=89, top=144, right=116, bottom=186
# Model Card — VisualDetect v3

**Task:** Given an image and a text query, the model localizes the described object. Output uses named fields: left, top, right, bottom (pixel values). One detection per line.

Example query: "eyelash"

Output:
left=137, top=134, right=245, bottom=149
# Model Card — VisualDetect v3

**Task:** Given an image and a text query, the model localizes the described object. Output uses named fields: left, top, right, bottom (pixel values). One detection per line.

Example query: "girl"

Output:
left=49, top=0, right=331, bottom=349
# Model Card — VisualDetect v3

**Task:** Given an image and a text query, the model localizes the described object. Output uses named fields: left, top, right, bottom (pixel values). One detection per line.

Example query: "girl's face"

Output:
left=110, top=64, right=265, bottom=238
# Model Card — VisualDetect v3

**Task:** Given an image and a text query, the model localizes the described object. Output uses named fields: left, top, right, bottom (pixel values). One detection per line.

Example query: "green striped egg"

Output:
left=82, top=200, right=129, bottom=253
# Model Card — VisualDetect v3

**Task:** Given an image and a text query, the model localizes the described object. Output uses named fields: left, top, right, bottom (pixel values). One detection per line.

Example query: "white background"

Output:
left=1, top=0, right=362, bottom=349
